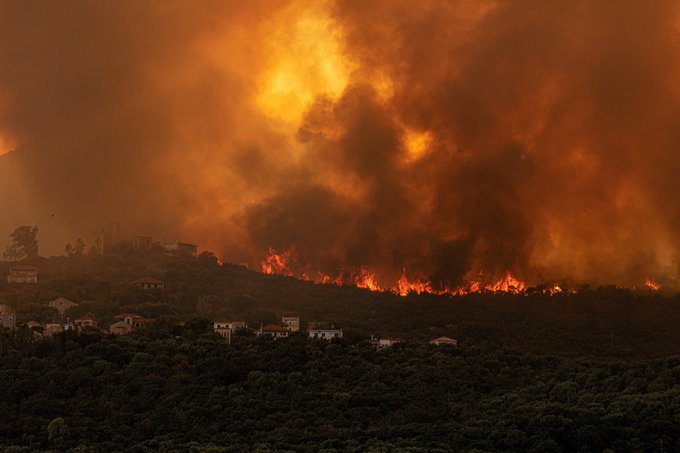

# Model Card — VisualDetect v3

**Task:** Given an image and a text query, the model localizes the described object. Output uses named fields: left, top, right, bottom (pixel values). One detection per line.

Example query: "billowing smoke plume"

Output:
left=1, top=0, right=680, bottom=288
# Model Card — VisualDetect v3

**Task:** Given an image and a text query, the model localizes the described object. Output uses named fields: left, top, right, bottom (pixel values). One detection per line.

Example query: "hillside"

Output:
left=1, top=245, right=680, bottom=359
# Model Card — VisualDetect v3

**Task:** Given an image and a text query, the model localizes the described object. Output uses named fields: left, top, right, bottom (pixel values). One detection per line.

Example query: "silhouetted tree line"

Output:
left=0, top=328, right=679, bottom=451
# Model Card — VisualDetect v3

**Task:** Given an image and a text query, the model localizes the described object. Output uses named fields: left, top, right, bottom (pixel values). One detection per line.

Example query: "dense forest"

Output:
left=2, top=245, right=680, bottom=451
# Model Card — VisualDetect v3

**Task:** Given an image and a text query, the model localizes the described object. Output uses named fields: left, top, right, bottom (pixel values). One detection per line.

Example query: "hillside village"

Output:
left=0, top=241, right=458, bottom=349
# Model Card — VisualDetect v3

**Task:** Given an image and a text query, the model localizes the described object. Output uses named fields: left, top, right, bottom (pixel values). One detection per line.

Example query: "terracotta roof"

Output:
left=261, top=324, right=290, bottom=332
left=431, top=336, right=457, bottom=343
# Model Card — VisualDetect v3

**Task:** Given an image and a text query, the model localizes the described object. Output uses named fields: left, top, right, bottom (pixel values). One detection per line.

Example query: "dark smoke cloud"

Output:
left=2, top=0, right=680, bottom=288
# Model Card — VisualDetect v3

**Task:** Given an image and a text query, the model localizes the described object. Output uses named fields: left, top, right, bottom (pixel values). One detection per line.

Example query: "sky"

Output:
left=1, top=0, right=680, bottom=289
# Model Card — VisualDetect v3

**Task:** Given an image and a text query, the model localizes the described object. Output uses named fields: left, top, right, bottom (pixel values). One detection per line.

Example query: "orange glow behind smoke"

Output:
left=255, top=3, right=351, bottom=125
left=4, top=1, right=680, bottom=289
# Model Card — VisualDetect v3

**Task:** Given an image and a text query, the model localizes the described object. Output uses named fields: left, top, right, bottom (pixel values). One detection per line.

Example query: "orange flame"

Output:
left=645, top=279, right=660, bottom=291
left=548, top=284, right=563, bottom=295
left=354, top=267, right=382, bottom=291
left=259, top=247, right=534, bottom=296
left=397, top=269, right=434, bottom=296
left=260, top=247, right=294, bottom=276
left=484, top=272, right=526, bottom=293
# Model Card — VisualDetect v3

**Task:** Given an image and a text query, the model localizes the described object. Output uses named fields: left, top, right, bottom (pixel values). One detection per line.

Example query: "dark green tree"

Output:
left=65, top=238, right=85, bottom=257
left=47, top=417, right=69, bottom=444
left=4, top=225, right=39, bottom=260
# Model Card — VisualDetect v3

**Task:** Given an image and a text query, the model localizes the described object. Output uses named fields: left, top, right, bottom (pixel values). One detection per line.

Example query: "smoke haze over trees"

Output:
left=1, top=1, right=680, bottom=288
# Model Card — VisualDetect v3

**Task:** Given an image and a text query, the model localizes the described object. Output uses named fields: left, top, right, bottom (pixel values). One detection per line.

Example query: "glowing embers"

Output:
left=645, top=279, right=661, bottom=291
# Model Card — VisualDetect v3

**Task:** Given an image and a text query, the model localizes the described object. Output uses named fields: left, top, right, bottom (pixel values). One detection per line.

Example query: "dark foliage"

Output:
left=1, top=250, right=680, bottom=450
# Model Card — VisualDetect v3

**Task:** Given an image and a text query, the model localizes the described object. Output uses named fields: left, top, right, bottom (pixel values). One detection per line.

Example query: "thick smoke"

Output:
left=1, top=1, right=680, bottom=287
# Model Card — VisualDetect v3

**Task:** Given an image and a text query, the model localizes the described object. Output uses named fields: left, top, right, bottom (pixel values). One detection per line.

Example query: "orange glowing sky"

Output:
left=1, top=1, right=680, bottom=289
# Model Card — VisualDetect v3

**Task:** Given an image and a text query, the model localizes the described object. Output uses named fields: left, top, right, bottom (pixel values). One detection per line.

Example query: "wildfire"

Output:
left=259, top=248, right=535, bottom=297
left=645, top=279, right=661, bottom=291
left=260, top=247, right=294, bottom=276
left=354, top=267, right=382, bottom=291
left=549, top=285, right=564, bottom=295
left=397, top=269, right=434, bottom=296
left=484, top=272, right=526, bottom=293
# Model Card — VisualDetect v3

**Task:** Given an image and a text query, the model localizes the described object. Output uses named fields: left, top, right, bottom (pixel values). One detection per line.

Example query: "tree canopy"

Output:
left=4, top=225, right=39, bottom=261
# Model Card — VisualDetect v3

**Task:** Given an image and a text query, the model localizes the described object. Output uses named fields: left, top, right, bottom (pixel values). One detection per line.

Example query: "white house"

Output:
left=308, top=327, right=343, bottom=340
left=259, top=324, right=290, bottom=338
left=369, top=336, right=402, bottom=348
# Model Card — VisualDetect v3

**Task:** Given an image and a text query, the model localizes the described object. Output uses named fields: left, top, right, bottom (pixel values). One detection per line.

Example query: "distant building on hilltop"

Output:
left=7, top=265, right=38, bottom=284
left=213, top=320, right=247, bottom=343
left=94, top=221, right=121, bottom=254
left=259, top=324, right=290, bottom=338
left=131, top=277, right=164, bottom=290
left=281, top=315, right=300, bottom=332
left=47, top=297, right=78, bottom=317
left=369, top=336, right=402, bottom=348
left=132, top=236, right=153, bottom=248
left=114, top=313, right=154, bottom=329
left=308, top=325, right=343, bottom=340
left=161, top=241, right=197, bottom=257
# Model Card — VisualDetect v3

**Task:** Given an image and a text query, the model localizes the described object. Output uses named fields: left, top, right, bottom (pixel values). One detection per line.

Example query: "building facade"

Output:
left=7, top=265, right=38, bottom=284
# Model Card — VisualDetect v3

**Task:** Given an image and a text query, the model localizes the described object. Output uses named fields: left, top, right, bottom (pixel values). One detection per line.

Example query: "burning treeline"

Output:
left=1, top=1, right=680, bottom=290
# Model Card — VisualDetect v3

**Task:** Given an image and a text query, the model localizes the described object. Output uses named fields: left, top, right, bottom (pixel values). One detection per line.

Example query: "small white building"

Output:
left=308, top=327, right=343, bottom=340
left=213, top=320, right=246, bottom=331
left=63, top=320, right=76, bottom=332
left=259, top=324, right=290, bottom=338
left=369, top=336, right=402, bottom=348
